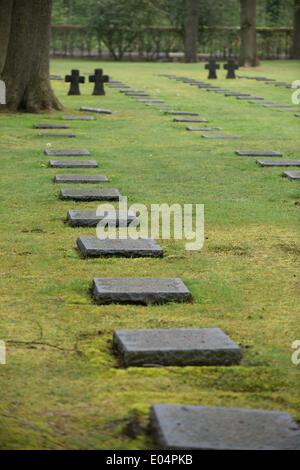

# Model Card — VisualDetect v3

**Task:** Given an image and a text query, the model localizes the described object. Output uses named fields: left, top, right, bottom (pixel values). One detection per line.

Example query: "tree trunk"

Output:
left=0, top=0, right=13, bottom=74
left=184, top=0, right=199, bottom=63
left=239, top=0, right=259, bottom=67
left=1, top=0, right=62, bottom=112
left=293, top=0, right=300, bottom=59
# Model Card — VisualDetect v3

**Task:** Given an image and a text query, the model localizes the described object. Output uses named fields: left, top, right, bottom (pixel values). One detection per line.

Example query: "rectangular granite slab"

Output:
left=282, top=171, right=300, bottom=180
left=49, top=160, right=98, bottom=168
left=174, top=118, right=208, bottom=123
left=256, top=160, right=300, bottom=167
left=54, top=175, right=109, bottom=183
left=38, top=133, right=76, bottom=138
left=113, top=328, right=242, bottom=367
left=186, top=126, right=222, bottom=131
left=35, top=123, right=70, bottom=129
left=236, top=150, right=282, bottom=157
left=92, top=278, right=192, bottom=305
left=165, top=111, right=199, bottom=116
left=202, top=134, right=239, bottom=139
left=67, top=210, right=136, bottom=227
left=60, top=188, right=121, bottom=201
left=77, top=237, right=163, bottom=258
left=150, top=404, right=300, bottom=450
left=44, top=149, right=90, bottom=156
left=63, top=116, right=96, bottom=121
left=80, top=107, right=112, bottom=114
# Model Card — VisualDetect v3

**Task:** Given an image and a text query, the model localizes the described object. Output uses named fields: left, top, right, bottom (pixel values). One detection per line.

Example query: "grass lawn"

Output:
left=0, top=60, right=299, bottom=450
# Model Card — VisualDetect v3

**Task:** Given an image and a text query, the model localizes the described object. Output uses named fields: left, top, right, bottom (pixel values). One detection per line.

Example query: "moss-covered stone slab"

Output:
left=113, top=328, right=242, bottom=367
left=150, top=404, right=300, bottom=450
left=92, top=278, right=192, bottom=305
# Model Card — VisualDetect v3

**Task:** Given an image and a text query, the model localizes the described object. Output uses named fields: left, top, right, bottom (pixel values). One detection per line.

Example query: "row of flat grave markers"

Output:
left=158, top=74, right=240, bottom=139
left=34, top=78, right=300, bottom=450
left=106, top=78, right=300, bottom=450
left=161, top=75, right=300, bottom=182
left=107, top=78, right=233, bottom=138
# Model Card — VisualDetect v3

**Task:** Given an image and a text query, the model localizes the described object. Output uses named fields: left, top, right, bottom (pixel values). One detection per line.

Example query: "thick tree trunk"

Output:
left=239, top=0, right=259, bottom=67
left=1, top=0, right=62, bottom=112
left=0, top=0, right=13, bottom=74
left=184, top=0, right=199, bottom=63
left=293, top=0, right=300, bottom=59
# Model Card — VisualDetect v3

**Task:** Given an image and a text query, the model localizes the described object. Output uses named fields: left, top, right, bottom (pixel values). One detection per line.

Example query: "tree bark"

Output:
left=0, top=0, right=13, bottom=74
left=293, top=0, right=300, bottom=59
left=1, top=0, right=62, bottom=112
left=239, top=0, right=259, bottom=67
left=184, top=0, right=199, bottom=63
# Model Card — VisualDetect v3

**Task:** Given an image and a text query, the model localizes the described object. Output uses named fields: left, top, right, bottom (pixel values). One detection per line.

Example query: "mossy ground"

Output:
left=0, top=60, right=299, bottom=449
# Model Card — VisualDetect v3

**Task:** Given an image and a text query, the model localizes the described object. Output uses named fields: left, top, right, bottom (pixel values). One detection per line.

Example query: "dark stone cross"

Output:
left=224, top=59, right=239, bottom=79
left=89, top=69, right=109, bottom=96
left=205, top=59, right=220, bottom=79
left=65, top=70, right=85, bottom=95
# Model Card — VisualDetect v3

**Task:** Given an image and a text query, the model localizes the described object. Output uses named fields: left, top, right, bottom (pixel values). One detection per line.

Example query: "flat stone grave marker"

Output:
left=263, top=104, right=292, bottom=108
left=165, top=111, right=199, bottom=116
left=44, top=148, right=90, bottom=156
left=65, top=69, right=85, bottom=95
left=60, top=188, right=121, bottom=201
left=236, top=150, right=282, bottom=157
left=67, top=210, right=136, bottom=227
left=80, top=107, right=112, bottom=114
left=38, top=133, right=76, bottom=138
left=137, top=99, right=165, bottom=103
left=150, top=404, right=300, bottom=450
left=202, top=134, right=239, bottom=139
left=49, top=160, right=97, bottom=168
left=63, top=116, right=95, bottom=121
left=77, top=237, right=163, bottom=258
left=187, top=126, right=222, bottom=131
left=205, top=59, right=220, bottom=79
left=50, top=74, right=63, bottom=81
left=236, top=96, right=264, bottom=100
left=174, top=118, right=208, bottom=123
left=89, top=69, right=109, bottom=96
left=277, top=108, right=300, bottom=113
left=35, top=123, right=70, bottom=129
left=55, top=175, right=109, bottom=184
left=113, top=328, right=242, bottom=367
left=256, top=160, right=300, bottom=167
left=283, top=171, right=300, bottom=180
left=126, top=93, right=150, bottom=97
left=92, top=278, right=192, bottom=305
left=225, top=92, right=251, bottom=97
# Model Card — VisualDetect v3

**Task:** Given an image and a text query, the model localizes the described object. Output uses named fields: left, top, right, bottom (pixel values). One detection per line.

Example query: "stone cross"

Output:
left=205, top=59, right=220, bottom=79
left=65, top=70, right=85, bottom=95
left=89, top=69, right=109, bottom=96
left=224, top=59, right=239, bottom=79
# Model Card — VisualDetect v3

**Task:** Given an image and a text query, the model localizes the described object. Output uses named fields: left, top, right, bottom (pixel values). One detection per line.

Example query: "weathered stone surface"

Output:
left=165, top=111, right=199, bottom=116
left=236, top=150, right=282, bottom=157
left=60, top=188, right=121, bottom=201
left=92, top=278, right=192, bottom=305
left=38, top=133, right=76, bottom=138
left=49, top=160, right=97, bottom=168
left=54, top=175, right=109, bottom=184
left=256, top=160, right=300, bottom=167
left=80, top=107, right=112, bottom=114
left=77, top=237, right=163, bottom=258
left=35, top=123, right=70, bottom=129
left=187, top=126, right=222, bottom=131
left=174, top=118, right=208, bottom=123
left=202, top=134, right=239, bottom=139
left=138, top=99, right=165, bottom=103
left=263, top=104, right=292, bottom=108
left=44, top=149, right=90, bottom=156
left=113, top=328, right=242, bottom=367
left=225, top=92, right=251, bottom=97
left=236, top=96, right=264, bottom=100
left=150, top=404, right=300, bottom=450
left=67, top=210, right=136, bottom=227
left=283, top=171, right=300, bottom=180
left=63, top=116, right=96, bottom=121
